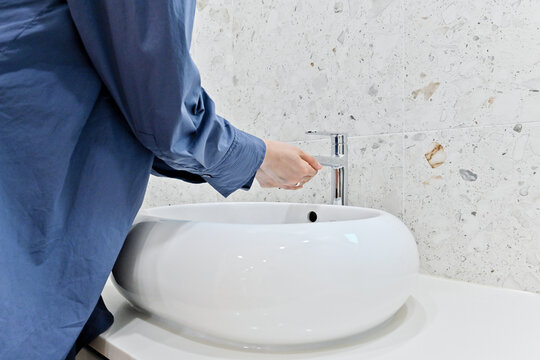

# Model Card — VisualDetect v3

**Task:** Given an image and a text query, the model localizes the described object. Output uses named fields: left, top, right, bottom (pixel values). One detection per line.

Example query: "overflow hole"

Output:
left=308, top=211, right=318, bottom=223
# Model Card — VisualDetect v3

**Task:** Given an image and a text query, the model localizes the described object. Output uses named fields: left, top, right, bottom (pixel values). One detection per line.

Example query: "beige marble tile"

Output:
left=403, top=123, right=540, bottom=293
left=141, top=177, right=220, bottom=209
left=404, top=0, right=540, bottom=132
left=348, top=133, right=403, bottom=217
left=231, top=0, right=404, bottom=141
left=192, top=0, right=236, bottom=121
left=144, top=0, right=540, bottom=296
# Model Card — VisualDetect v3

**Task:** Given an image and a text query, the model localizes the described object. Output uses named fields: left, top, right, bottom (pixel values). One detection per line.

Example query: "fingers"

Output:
left=300, top=152, right=323, bottom=171
left=275, top=157, right=316, bottom=187
left=282, top=185, right=302, bottom=190
left=281, top=161, right=318, bottom=188
left=302, top=162, right=317, bottom=177
left=255, top=139, right=323, bottom=191
left=288, top=174, right=315, bottom=189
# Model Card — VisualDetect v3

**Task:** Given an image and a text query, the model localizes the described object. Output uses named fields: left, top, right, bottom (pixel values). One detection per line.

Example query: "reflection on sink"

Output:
left=112, top=202, right=419, bottom=350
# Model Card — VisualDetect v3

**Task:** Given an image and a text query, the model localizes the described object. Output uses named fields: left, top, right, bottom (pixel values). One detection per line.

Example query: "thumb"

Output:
left=300, top=152, right=322, bottom=170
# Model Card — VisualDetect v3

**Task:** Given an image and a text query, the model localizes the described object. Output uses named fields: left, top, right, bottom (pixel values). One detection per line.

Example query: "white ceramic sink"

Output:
left=112, top=202, right=419, bottom=349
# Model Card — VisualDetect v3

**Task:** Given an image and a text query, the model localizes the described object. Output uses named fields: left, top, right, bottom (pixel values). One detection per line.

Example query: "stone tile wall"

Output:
left=142, top=0, right=540, bottom=293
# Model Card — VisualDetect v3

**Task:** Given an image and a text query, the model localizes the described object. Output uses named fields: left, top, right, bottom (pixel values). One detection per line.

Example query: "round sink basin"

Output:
left=112, top=202, right=419, bottom=349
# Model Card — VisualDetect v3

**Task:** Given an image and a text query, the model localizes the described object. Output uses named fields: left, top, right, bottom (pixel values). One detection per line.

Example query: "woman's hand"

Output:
left=255, top=139, right=323, bottom=190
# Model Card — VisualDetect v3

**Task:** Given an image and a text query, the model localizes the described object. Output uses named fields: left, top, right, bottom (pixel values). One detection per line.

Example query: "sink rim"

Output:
left=139, top=202, right=385, bottom=226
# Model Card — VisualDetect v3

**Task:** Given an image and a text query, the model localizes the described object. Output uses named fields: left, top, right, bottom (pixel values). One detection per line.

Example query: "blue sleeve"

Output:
left=151, top=157, right=207, bottom=184
left=66, top=0, right=265, bottom=197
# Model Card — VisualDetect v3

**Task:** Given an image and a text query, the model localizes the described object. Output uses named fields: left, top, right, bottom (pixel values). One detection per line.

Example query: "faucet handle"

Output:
left=306, top=130, right=347, bottom=156
left=306, top=130, right=347, bottom=137
left=306, top=130, right=347, bottom=145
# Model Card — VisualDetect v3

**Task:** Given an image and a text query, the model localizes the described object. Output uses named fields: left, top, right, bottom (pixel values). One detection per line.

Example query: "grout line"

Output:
left=286, top=120, right=540, bottom=144
left=400, top=121, right=540, bottom=136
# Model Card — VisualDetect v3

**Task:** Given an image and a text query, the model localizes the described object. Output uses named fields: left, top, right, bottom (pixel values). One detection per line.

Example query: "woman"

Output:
left=0, top=1, right=321, bottom=358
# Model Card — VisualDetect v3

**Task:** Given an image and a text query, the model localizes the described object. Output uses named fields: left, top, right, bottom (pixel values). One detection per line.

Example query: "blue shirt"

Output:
left=0, top=1, right=266, bottom=358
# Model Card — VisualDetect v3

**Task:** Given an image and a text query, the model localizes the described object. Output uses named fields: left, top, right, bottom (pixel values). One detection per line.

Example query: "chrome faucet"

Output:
left=306, top=131, right=348, bottom=206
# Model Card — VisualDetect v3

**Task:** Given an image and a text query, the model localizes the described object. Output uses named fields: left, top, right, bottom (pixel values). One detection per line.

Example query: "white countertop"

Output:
left=91, top=275, right=540, bottom=359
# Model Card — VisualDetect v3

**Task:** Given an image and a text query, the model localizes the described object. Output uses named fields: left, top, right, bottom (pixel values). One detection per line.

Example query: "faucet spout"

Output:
left=315, top=155, right=347, bottom=169
left=306, top=131, right=348, bottom=206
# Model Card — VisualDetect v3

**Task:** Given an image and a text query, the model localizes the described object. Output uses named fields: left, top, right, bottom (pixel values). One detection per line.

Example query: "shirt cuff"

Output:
left=204, top=128, right=266, bottom=197
left=151, top=157, right=207, bottom=184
